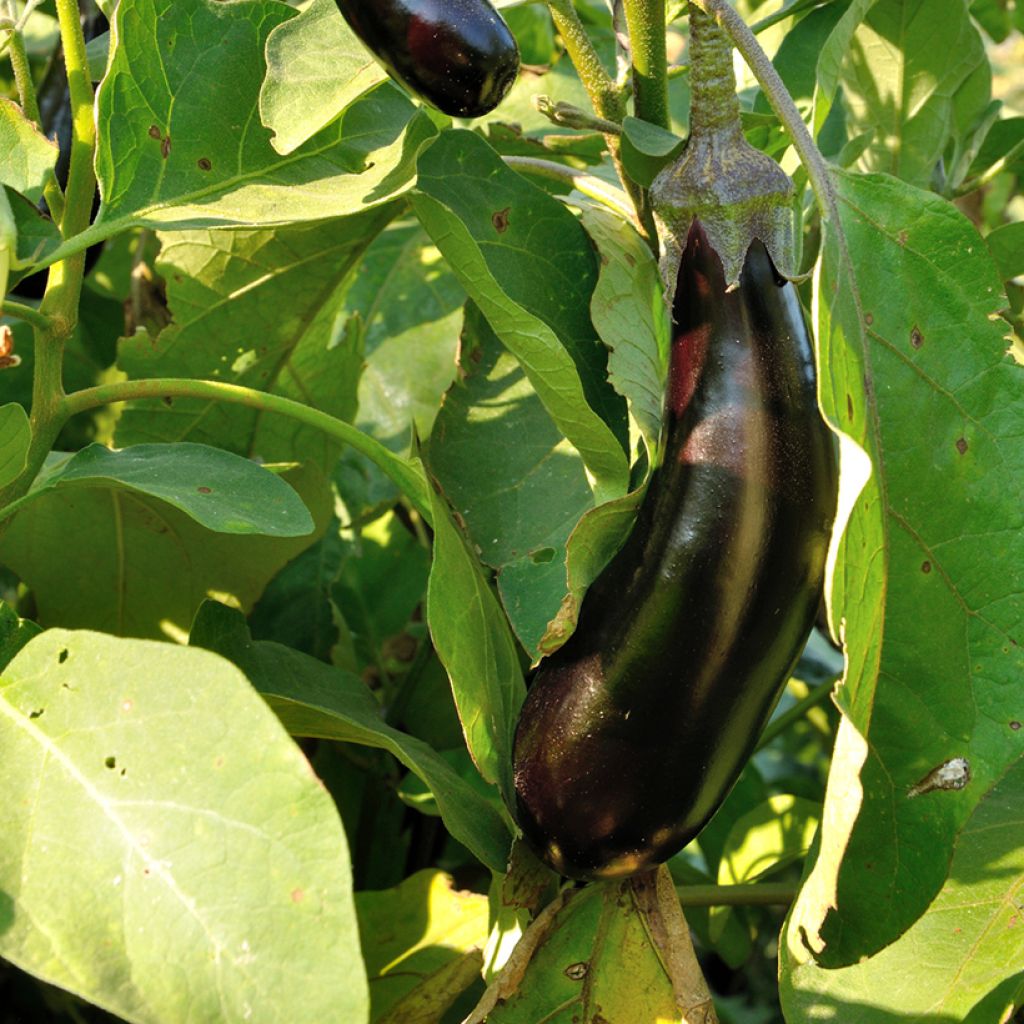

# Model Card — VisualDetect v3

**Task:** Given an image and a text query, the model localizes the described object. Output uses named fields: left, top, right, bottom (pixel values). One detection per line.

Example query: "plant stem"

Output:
left=545, top=0, right=623, bottom=122
left=756, top=674, right=838, bottom=750
left=675, top=882, right=797, bottom=907
left=696, top=0, right=840, bottom=226
left=623, top=0, right=669, bottom=130
left=503, top=156, right=634, bottom=218
left=60, top=378, right=433, bottom=522
left=5, top=23, right=40, bottom=123
left=0, top=300, right=52, bottom=331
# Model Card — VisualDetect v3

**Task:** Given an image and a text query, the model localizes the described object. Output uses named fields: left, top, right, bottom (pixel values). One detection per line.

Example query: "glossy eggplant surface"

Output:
left=512, top=223, right=838, bottom=880
left=334, top=0, right=519, bottom=118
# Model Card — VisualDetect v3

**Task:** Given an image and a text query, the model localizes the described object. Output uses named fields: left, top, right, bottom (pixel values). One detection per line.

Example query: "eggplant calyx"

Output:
left=650, top=2, right=796, bottom=297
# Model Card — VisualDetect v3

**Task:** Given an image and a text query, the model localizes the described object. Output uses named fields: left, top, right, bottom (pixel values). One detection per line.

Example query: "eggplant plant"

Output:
left=0, top=0, right=1021, bottom=1022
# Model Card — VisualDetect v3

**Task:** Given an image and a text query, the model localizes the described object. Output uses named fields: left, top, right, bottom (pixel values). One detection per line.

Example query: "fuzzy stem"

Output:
left=623, top=0, right=669, bottom=129
left=545, top=0, right=624, bottom=122
left=676, top=882, right=797, bottom=907
left=0, top=299, right=52, bottom=331
left=6, top=24, right=40, bottom=123
left=695, top=0, right=840, bottom=225
left=687, top=3, right=741, bottom=137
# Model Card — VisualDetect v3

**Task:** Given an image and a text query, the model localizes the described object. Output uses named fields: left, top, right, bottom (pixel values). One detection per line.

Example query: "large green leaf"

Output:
left=785, top=170, right=1022, bottom=967
left=782, top=754, right=1024, bottom=1020
left=0, top=601, right=40, bottom=672
left=0, top=629, right=367, bottom=1024
left=427, top=305, right=594, bottom=656
left=56, top=0, right=436, bottom=258
left=260, top=0, right=386, bottom=156
left=412, top=130, right=630, bottom=504
left=116, top=208, right=398, bottom=467
left=426, top=481, right=526, bottom=808
left=0, top=461, right=332, bottom=639
left=7, top=443, right=314, bottom=537
left=190, top=601, right=511, bottom=874
left=838, top=0, right=990, bottom=186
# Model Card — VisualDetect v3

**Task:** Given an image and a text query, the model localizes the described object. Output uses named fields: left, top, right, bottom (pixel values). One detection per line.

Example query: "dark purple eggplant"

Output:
left=334, top=0, right=519, bottom=118
left=512, top=222, right=838, bottom=881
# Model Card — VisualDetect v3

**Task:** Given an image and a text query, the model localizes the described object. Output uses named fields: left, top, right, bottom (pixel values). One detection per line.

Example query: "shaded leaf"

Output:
left=0, top=601, right=40, bottom=672
left=190, top=601, right=511, bottom=873
left=0, top=461, right=332, bottom=638
left=412, top=129, right=629, bottom=504
left=0, top=404, right=30, bottom=490
left=0, top=629, right=367, bottom=1024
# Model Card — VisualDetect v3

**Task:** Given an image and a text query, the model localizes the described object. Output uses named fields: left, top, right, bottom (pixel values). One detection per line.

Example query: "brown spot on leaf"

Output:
left=291, top=888, right=305, bottom=904
left=865, top=313, right=874, bottom=326
left=910, top=326, right=923, bottom=349
left=898, top=230, right=908, bottom=246
left=955, top=437, right=968, bottom=455
left=161, top=135, right=171, bottom=159
left=148, top=124, right=162, bottom=140
left=492, top=206, right=511, bottom=233
left=1011, top=721, right=1021, bottom=731
left=564, top=961, right=588, bottom=981
left=847, top=393, right=854, bottom=419
left=197, top=485, right=213, bottom=494
left=197, top=157, right=212, bottom=171
left=921, top=561, right=931, bottom=573
left=163, top=396, right=174, bottom=406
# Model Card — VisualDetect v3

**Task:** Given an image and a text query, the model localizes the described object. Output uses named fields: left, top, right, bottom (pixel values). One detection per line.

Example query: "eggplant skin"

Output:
left=334, top=0, right=519, bottom=118
left=512, top=222, right=838, bottom=881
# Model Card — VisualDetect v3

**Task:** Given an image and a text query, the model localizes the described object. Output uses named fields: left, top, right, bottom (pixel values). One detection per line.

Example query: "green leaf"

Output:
left=786, top=169, right=1021, bottom=966
left=709, top=794, right=819, bottom=943
left=986, top=221, right=1024, bottom=281
left=116, top=207, right=398, bottom=467
left=347, top=221, right=466, bottom=456
left=356, top=870, right=489, bottom=1022
left=0, top=98, right=57, bottom=204
left=14, top=443, right=314, bottom=537
left=412, top=129, right=630, bottom=504
left=0, top=601, right=40, bottom=672
left=87, top=0, right=436, bottom=243
left=427, top=305, right=594, bottom=656
left=0, top=461, right=332, bottom=639
left=469, top=868, right=715, bottom=1023
left=838, top=0, right=989, bottom=187
left=0, top=403, right=30, bottom=490
left=782, top=754, right=1024, bottom=1020
left=578, top=203, right=669, bottom=462
left=426, top=482, right=526, bottom=808
left=620, top=116, right=686, bottom=189
left=0, top=188, right=13, bottom=297
left=811, top=0, right=878, bottom=137
left=190, top=601, right=512, bottom=874
left=260, top=0, right=386, bottom=156
left=0, top=629, right=367, bottom=1024
left=6, top=187, right=61, bottom=273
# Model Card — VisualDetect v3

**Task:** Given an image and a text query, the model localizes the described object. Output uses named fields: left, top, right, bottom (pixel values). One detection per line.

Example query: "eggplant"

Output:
left=334, top=0, right=519, bottom=118
left=512, top=222, right=838, bottom=881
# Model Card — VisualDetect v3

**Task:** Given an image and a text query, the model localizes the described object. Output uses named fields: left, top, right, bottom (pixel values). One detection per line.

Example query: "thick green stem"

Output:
left=623, top=0, right=669, bottom=130
left=6, top=24, right=40, bottom=123
left=676, top=882, right=797, bottom=907
left=687, top=4, right=741, bottom=136
left=0, top=299, right=52, bottom=331
left=695, top=0, right=839, bottom=226
left=545, top=0, right=623, bottom=122
left=59, top=378, right=433, bottom=522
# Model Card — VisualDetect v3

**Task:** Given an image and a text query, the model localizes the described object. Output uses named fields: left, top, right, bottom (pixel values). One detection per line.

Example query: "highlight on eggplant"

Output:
left=511, top=223, right=838, bottom=881
left=334, top=0, right=520, bottom=118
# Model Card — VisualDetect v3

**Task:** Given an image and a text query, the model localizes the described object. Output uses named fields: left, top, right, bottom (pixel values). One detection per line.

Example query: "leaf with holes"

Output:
left=0, top=629, right=367, bottom=1024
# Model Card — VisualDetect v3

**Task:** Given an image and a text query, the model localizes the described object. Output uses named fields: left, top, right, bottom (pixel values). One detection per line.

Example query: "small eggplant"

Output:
left=512, top=223, right=838, bottom=881
left=333, top=0, right=519, bottom=118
